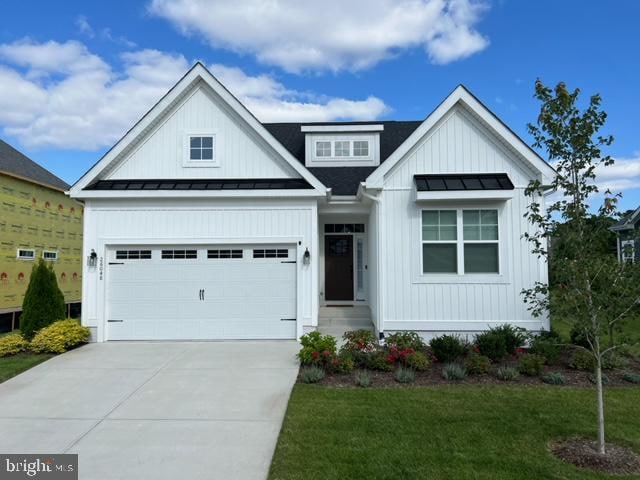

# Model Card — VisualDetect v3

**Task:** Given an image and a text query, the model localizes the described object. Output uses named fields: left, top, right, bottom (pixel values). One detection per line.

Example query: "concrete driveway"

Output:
left=0, top=341, right=299, bottom=480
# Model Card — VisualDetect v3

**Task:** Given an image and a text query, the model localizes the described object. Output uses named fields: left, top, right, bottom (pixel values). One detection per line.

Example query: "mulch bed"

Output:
left=301, top=354, right=640, bottom=389
left=550, top=438, right=640, bottom=476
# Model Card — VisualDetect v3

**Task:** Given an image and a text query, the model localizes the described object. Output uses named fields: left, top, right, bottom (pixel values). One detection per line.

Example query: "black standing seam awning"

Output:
left=414, top=173, right=514, bottom=191
left=84, top=178, right=313, bottom=191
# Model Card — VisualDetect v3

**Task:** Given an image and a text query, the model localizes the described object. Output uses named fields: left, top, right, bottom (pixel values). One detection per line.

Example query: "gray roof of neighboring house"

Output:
left=0, top=139, right=69, bottom=191
left=610, top=207, right=640, bottom=231
left=264, top=121, right=422, bottom=195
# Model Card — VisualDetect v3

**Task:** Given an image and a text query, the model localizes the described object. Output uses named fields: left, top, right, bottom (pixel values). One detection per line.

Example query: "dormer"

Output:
left=302, top=124, right=383, bottom=167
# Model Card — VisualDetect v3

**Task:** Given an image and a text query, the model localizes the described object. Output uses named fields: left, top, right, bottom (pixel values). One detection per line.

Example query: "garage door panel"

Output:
left=107, top=245, right=296, bottom=340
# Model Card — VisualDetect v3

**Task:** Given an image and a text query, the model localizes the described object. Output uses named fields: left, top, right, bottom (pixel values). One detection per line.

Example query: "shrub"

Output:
left=518, top=353, right=546, bottom=377
left=569, top=349, right=595, bottom=371
left=385, top=331, right=425, bottom=351
left=602, top=352, right=629, bottom=370
left=297, top=331, right=337, bottom=365
left=330, top=352, right=355, bottom=374
left=441, top=363, right=467, bottom=381
left=0, top=333, right=29, bottom=357
left=464, top=354, right=491, bottom=375
left=569, top=324, right=591, bottom=349
left=341, top=329, right=378, bottom=354
left=491, top=325, right=527, bottom=354
left=365, top=350, right=393, bottom=371
left=529, top=336, right=562, bottom=365
left=30, top=319, right=90, bottom=354
left=354, top=369, right=372, bottom=388
left=429, top=335, right=467, bottom=363
left=589, top=373, right=609, bottom=385
left=474, top=331, right=507, bottom=361
left=405, top=351, right=431, bottom=371
left=300, top=365, right=325, bottom=384
left=542, top=372, right=566, bottom=385
left=623, top=373, right=640, bottom=384
left=394, top=366, right=415, bottom=384
left=20, top=260, right=66, bottom=340
left=495, top=366, right=519, bottom=381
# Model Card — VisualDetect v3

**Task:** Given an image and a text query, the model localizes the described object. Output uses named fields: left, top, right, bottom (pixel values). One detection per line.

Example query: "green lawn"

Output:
left=0, top=353, right=53, bottom=383
left=269, top=385, right=640, bottom=480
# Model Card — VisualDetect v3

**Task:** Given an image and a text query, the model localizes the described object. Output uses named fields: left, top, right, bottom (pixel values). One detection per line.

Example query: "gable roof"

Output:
left=264, top=121, right=421, bottom=195
left=365, top=85, right=556, bottom=189
left=610, top=207, right=640, bottom=231
left=70, top=63, right=327, bottom=197
left=0, top=139, right=69, bottom=191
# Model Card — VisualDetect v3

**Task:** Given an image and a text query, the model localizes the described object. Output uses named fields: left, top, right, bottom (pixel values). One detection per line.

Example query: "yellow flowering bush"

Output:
left=0, top=333, right=29, bottom=357
left=30, top=319, right=91, bottom=354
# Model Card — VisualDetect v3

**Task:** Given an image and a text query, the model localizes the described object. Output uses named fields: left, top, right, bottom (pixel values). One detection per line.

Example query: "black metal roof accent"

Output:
left=414, top=173, right=514, bottom=192
left=85, top=178, right=313, bottom=191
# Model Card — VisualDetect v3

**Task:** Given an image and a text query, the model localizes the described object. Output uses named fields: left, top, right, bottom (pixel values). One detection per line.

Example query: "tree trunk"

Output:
left=596, top=355, right=606, bottom=455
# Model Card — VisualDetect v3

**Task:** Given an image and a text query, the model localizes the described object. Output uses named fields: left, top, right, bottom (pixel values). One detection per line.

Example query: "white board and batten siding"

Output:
left=378, top=105, right=549, bottom=338
left=82, top=198, right=318, bottom=342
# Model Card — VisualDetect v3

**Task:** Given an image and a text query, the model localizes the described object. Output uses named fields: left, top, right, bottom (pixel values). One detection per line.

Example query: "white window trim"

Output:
left=182, top=130, right=219, bottom=168
left=306, top=133, right=379, bottom=167
left=414, top=204, right=510, bottom=284
left=621, top=239, right=635, bottom=263
left=42, top=250, right=59, bottom=261
left=17, top=248, right=36, bottom=260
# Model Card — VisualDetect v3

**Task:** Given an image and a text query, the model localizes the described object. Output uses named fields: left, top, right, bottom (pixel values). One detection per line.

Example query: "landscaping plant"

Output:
left=0, top=333, right=29, bottom=357
left=441, top=363, right=467, bottom=381
left=529, top=332, right=562, bottom=365
left=429, top=334, right=467, bottom=363
left=495, top=366, right=519, bottom=381
left=474, top=330, right=507, bottom=361
left=622, top=373, right=640, bottom=384
left=518, top=353, right=546, bottom=377
left=522, top=80, right=640, bottom=454
left=19, top=260, right=66, bottom=340
left=365, top=350, right=393, bottom=372
left=354, top=369, right=372, bottom=388
left=404, top=351, right=430, bottom=371
left=385, top=331, right=425, bottom=351
left=490, top=325, right=527, bottom=354
left=394, top=365, right=415, bottom=384
left=464, top=353, right=491, bottom=375
left=542, top=372, right=566, bottom=385
left=297, top=331, right=337, bottom=365
left=30, top=319, right=90, bottom=354
left=340, top=330, right=378, bottom=368
left=300, top=365, right=325, bottom=384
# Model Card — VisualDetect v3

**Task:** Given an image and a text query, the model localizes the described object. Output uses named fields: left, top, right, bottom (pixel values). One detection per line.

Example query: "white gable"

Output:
left=106, top=82, right=298, bottom=180
left=384, top=105, right=537, bottom=189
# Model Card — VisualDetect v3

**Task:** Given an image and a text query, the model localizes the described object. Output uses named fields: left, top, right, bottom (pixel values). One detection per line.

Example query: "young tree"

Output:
left=20, top=259, right=66, bottom=339
left=522, top=80, right=640, bottom=455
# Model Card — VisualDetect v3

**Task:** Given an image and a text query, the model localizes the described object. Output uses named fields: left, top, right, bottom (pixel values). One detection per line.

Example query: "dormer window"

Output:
left=303, top=124, right=382, bottom=167
left=335, top=141, right=351, bottom=157
left=183, top=131, right=219, bottom=168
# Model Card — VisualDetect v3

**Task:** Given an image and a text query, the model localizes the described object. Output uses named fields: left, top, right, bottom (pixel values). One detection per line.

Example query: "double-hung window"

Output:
left=421, top=209, right=500, bottom=274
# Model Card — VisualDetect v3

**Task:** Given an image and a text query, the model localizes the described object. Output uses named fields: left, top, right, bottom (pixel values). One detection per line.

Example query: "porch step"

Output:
left=319, top=306, right=371, bottom=320
left=318, top=306, right=374, bottom=339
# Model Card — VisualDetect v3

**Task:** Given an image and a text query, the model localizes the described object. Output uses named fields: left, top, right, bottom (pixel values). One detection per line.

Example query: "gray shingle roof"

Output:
left=0, top=139, right=69, bottom=191
left=264, top=121, right=422, bottom=195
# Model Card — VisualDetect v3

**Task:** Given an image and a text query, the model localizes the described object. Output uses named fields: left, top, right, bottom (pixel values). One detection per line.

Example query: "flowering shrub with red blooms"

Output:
left=386, top=346, right=416, bottom=365
left=297, top=331, right=337, bottom=365
left=515, top=347, right=528, bottom=356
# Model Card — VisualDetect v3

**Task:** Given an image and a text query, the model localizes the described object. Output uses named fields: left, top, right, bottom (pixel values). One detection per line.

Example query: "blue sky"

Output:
left=1, top=0, right=639, bottom=210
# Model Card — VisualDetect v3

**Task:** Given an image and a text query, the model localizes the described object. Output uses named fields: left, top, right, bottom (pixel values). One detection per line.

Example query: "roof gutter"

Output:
left=358, top=182, right=381, bottom=203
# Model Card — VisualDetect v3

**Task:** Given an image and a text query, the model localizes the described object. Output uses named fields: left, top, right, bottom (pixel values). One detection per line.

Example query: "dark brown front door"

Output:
left=325, top=235, right=354, bottom=301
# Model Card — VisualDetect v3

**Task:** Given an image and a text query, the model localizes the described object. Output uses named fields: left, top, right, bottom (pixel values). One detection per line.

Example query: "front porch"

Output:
left=317, top=305, right=374, bottom=343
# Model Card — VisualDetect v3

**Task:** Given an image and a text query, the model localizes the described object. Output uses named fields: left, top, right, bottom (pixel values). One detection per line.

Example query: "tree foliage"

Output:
left=20, top=259, right=66, bottom=339
left=522, top=80, right=640, bottom=455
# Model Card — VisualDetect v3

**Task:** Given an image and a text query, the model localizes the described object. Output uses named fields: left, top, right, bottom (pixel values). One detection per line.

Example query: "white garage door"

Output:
left=106, top=245, right=297, bottom=340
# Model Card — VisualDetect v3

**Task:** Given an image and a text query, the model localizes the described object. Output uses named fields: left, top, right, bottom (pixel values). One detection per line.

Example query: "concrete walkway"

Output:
left=0, top=341, right=300, bottom=480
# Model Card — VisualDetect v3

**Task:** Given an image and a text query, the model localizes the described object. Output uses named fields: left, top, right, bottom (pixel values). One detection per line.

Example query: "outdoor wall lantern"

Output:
left=303, top=248, right=311, bottom=265
left=87, top=249, right=98, bottom=267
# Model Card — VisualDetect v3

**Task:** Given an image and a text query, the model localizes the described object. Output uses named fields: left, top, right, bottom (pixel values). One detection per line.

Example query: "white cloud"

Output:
left=149, top=0, right=489, bottom=73
left=594, top=156, right=640, bottom=193
left=0, top=40, right=390, bottom=150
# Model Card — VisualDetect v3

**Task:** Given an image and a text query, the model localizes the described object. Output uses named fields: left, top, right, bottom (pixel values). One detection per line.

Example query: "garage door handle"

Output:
left=202, top=289, right=205, bottom=301
left=198, top=289, right=203, bottom=300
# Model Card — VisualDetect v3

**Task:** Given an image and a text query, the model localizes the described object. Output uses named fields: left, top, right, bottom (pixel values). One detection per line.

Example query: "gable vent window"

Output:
left=43, top=250, right=59, bottom=261
left=253, top=249, right=288, bottom=259
left=17, top=249, right=36, bottom=260
left=161, top=250, right=197, bottom=259
left=116, top=250, right=152, bottom=260
left=189, top=136, right=214, bottom=160
left=334, top=141, right=351, bottom=157
left=353, top=141, right=369, bottom=157
left=208, top=249, right=243, bottom=259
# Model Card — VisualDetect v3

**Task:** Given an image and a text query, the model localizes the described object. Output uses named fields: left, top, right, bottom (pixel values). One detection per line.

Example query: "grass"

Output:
left=0, top=353, right=53, bottom=383
left=269, top=385, right=640, bottom=480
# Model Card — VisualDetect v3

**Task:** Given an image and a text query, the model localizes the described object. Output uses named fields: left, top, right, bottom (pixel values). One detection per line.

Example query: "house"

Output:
left=610, top=207, right=640, bottom=263
left=0, top=139, right=83, bottom=332
left=69, top=63, right=555, bottom=342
